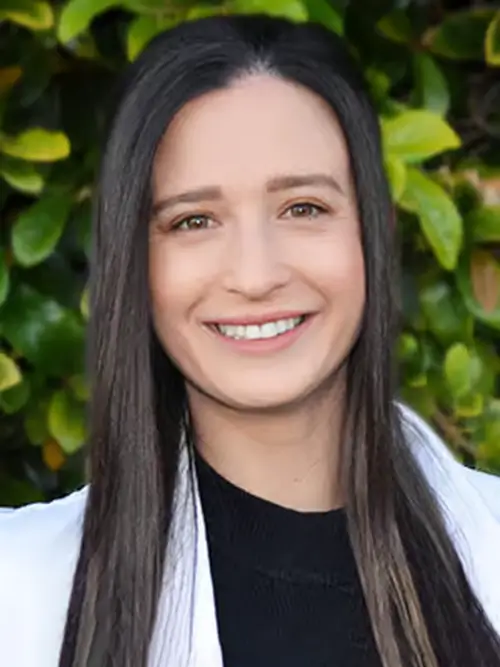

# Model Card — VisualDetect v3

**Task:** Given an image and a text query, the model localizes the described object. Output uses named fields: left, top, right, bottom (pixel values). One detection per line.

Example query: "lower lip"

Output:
left=205, top=316, right=314, bottom=354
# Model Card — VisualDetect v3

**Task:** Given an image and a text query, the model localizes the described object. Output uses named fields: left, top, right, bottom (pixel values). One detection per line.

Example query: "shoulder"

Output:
left=397, top=403, right=500, bottom=633
left=0, top=484, right=88, bottom=586
left=0, top=485, right=88, bottom=562
left=397, top=401, right=500, bottom=521
left=0, top=487, right=88, bottom=665
left=460, top=466, right=500, bottom=522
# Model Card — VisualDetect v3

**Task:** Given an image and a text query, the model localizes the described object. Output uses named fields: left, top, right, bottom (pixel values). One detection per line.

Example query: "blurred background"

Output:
left=0, top=0, right=499, bottom=506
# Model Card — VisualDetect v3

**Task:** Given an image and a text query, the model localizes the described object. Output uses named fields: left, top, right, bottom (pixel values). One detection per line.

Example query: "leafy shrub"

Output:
left=1, top=0, right=499, bottom=505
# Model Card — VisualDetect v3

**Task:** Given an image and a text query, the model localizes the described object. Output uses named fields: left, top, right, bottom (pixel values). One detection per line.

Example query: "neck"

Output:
left=187, top=381, right=346, bottom=512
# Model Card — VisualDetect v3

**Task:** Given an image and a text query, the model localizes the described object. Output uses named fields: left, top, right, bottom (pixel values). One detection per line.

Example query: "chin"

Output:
left=185, top=361, right=345, bottom=414
left=211, top=380, right=322, bottom=413
left=225, top=394, right=301, bottom=412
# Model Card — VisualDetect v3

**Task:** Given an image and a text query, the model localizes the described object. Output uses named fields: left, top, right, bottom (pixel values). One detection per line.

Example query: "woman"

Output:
left=1, top=13, right=500, bottom=667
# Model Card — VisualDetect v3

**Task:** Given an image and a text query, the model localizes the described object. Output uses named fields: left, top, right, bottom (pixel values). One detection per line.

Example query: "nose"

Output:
left=222, top=222, right=291, bottom=300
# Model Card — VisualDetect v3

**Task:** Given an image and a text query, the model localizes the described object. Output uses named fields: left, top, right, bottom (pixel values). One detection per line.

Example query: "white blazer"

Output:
left=1, top=404, right=500, bottom=667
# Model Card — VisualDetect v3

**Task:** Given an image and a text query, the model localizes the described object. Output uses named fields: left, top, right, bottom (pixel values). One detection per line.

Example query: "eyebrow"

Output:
left=151, top=173, right=345, bottom=217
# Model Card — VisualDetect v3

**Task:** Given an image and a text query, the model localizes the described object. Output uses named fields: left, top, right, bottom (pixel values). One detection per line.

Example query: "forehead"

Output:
left=153, top=75, right=351, bottom=194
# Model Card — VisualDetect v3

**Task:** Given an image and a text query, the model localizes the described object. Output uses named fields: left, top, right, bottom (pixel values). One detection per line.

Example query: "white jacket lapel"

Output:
left=402, top=405, right=500, bottom=634
left=3, top=405, right=498, bottom=667
left=150, top=406, right=500, bottom=667
left=147, top=450, right=223, bottom=667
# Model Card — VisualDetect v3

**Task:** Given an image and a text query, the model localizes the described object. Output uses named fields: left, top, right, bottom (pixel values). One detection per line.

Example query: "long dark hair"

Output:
left=58, top=15, right=500, bottom=667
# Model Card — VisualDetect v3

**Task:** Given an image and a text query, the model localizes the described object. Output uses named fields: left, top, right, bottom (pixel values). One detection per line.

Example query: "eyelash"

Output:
left=171, top=201, right=329, bottom=232
left=172, top=214, right=212, bottom=232
left=285, top=202, right=329, bottom=219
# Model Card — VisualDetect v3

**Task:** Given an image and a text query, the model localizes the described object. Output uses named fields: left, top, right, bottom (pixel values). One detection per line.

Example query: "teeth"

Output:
left=216, top=317, right=304, bottom=340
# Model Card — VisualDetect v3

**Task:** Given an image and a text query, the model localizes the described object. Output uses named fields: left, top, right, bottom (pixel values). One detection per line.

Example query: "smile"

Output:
left=212, top=315, right=307, bottom=341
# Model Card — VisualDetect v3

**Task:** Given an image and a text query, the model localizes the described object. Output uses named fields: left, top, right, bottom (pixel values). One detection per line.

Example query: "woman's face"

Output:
left=149, top=75, right=365, bottom=411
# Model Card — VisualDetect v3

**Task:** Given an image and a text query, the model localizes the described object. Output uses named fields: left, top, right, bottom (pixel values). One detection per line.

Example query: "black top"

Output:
left=195, top=451, right=383, bottom=667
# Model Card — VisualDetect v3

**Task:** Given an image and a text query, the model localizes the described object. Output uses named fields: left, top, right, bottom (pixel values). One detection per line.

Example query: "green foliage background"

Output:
left=0, top=0, right=499, bottom=505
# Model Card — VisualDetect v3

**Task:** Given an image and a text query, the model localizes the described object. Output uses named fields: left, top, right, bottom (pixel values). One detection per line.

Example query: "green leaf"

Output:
left=0, top=475, right=44, bottom=507
left=12, top=194, right=72, bottom=267
left=365, top=67, right=391, bottom=104
left=485, top=11, right=500, bottom=66
left=0, top=128, right=70, bottom=162
left=0, top=378, right=30, bottom=414
left=0, top=250, right=9, bottom=307
left=58, top=0, right=120, bottom=43
left=419, top=281, right=471, bottom=345
left=232, top=0, right=308, bottom=22
left=0, top=353, right=22, bottom=392
left=305, top=0, right=343, bottom=35
left=408, top=373, right=427, bottom=388
left=80, top=286, right=89, bottom=321
left=48, top=389, right=86, bottom=454
left=423, top=8, right=496, bottom=61
left=0, top=0, right=54, bottom=30
left=0, top=158, right=44, bottom=194
left=73, top=200, right=92, bottom=257
left=376, top=9, right=414, bottom=44
left=453, top=177, right=483, bottom=216
left=455, top=392, right=484, bottom=418
left=127, top=15, right=173, bottom=61
left=123, top=0, right=170, bottom=12
left=399, top=384, right=437, bottom=420
left=21, top=255, right=83, bottom=307
left=1, top=286, right=85, bottom=376
left=185, top=4, right=223, bottom=20
left=397, top=332, right=419, bottom=362
left=469, top=206, right=500, bottom=243
left=384, top=154, right=406, bottom=202
left=444, top=343, right=472, bottom=398
left=68, top=374, right=90, bottom=401
left=24, top=397, right=50, bottom=446
left=412, top=53, right=450, bottom=116
left=400, top=168, right=463, bottom=271
left=483, top=402, right=500, bottom=453
left=472, top=344, right=498, bottom=396
left=397, top=333, right=427, bottom=386
left=382, top=110, right=460, bottom=163
left=485, top=417, right=500, bottom=449
left=68, top=32, right=100, bottom=60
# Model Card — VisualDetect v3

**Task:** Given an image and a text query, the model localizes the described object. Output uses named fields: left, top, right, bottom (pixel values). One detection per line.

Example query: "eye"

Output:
left=172, top=214, right=214, bottom=231
left=284, top=202, right=328, bottom=219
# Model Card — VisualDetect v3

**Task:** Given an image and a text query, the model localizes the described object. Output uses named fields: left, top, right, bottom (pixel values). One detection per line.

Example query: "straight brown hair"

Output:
left=58, top=14, right=500, bottom=667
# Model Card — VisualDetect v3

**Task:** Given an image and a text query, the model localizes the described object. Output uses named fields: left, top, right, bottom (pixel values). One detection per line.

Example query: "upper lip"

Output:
left=204, top=311, right=311, bottom=326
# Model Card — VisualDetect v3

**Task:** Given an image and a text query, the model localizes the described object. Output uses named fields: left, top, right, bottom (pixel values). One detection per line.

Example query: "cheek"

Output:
left=303, top=230, right=365, bottom=309
left=149, top=244, right=192, bottom=335
left=148, top=240, right=219, bottom=345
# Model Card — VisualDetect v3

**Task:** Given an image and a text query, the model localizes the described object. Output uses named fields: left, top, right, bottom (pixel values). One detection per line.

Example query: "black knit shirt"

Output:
left=195, top=451, right=384, bottom=667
